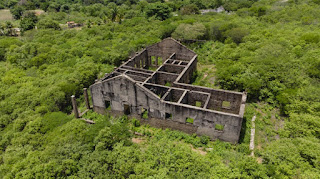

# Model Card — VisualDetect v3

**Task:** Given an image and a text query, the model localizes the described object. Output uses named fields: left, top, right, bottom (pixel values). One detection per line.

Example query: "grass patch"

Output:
left=0, top=9, right=13, bottom=22
left=222, top=101, right=231, bottom=108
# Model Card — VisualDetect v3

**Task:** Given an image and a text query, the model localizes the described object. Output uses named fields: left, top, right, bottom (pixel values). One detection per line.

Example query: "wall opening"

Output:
left=105, top=100, right=111, bottom=110
left=124, top=104, right=131, bottom=115
left=186, top=117, right=194, bottom=124
left=151, top=56, right=156, bottom=65
left=141, top=108, right=148, bottom=119
left=165, top=113, right=172, bottom=119
left=222, top=101, right=231, bottom=109
left=158, top=57, right=163, bottom=66
left=215, top=124, right=224, bottom=131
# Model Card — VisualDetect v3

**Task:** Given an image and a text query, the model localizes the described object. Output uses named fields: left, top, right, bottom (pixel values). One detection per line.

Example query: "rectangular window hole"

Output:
left=215, top=124, right=224, bottom=131
left=186, top=117, right=194, bottom=124
left=105, top=100, right=111, bottom=110
left=151, top=56, right=156, bottom=65
left=222, top=101, right=231, bottom=109
left=165, top=113, right=172, bottom=119
left=158, top=57, right=162, bottom=66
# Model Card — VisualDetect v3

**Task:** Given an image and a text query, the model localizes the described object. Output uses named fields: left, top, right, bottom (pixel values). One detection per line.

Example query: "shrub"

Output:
left=146, top=2, right=172, bottom=21
left=180, top=4, right=199, bottom=15
left=225, top=28, right=249, bottom=44
left=37, top=19, right=61, bottom=30
left=200, top=135, right=210, bottom=145
left=142, top=110, right=148, bottom=119
left=20, top=12, right=38, bottom=32
left=172, top=23, right=206, bottom=40
left=301, top=32, right=320, bottom=43
left=132, top=118, right=140, bottom=127
left=40, top=112, right=72, bottom=133
left=10, top=6, right=25, bottom=20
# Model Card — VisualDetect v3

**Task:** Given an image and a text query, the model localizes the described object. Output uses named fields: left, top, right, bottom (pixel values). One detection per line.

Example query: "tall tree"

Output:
left=20, top=12, right=38, bottom=33
left=10, top=5, right=25, bottom=20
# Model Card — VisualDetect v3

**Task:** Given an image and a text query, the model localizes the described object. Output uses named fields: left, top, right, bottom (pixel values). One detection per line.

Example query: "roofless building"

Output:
left=90, top=38, right=246, bottom=143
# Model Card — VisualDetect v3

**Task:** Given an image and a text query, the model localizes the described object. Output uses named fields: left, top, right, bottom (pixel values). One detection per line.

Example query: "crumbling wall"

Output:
left=173, top=83, right=243, bottom=115
left=89, top=38, right=246, bottom=144
left=160, top=64, right=185, bottom=74
left=155, top=72, right=179, bottom=85
left=147, top=38, right=196, bottom=60
left=90, top=75, right=244, bottom=143
left=176, top=56, right=197, bottom=84
left=163, top=102, right=242, bottom=143
left=124, top=49, right=149, bottom=68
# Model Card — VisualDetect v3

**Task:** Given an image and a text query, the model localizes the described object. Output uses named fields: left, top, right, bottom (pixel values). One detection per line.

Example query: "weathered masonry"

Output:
left=90, top=38, right=247, bottom=143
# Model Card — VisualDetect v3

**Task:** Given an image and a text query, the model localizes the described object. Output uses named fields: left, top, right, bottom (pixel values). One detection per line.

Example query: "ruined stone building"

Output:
left=89, top=38, right=247, bottom=143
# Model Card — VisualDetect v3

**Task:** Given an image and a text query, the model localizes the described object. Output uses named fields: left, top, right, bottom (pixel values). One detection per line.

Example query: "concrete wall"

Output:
left=155, top=72, right=179, bottom=85
left=160, top=64, right=185, bottom=74
left=176, top=56, right=197, bottom=84
left=125, top=49, right=149, bottom=68
left=173, top=83, right=244, bottom=115
left=89, top=38, right=246, bottom=144
left=146, top=38, right=196, bottom=60
left=90, top=75, right=244, bottom=143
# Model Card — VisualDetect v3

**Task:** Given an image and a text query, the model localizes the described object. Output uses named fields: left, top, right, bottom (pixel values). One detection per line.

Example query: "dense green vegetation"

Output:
left=0, top=0, right=320, bottom=178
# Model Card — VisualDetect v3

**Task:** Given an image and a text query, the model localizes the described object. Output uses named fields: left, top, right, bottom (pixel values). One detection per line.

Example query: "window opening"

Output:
left=105, top=100, right=111, bottom=110
left=186, top=117, right=194, bottom=124
left=215, top=124, right=224, bottom=131
left=222, top=101, right=231, bottom=109
left=165, top=113, right=172, bottom=119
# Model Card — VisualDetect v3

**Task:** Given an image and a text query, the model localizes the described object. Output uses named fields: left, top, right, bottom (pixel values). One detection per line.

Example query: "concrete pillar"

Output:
left=250, top=115, right=256, bottom=156
left=71, top=95, right=79, bottom=118
left=83, top=88, right=90, bottom=109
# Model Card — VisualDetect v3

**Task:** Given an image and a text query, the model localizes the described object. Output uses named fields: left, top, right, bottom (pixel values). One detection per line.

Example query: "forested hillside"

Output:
left=0, top=0, right=320, bottom=178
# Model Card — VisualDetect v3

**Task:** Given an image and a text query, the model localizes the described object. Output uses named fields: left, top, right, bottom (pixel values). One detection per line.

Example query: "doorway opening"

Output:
left=124, top=104, right=131, bottom=115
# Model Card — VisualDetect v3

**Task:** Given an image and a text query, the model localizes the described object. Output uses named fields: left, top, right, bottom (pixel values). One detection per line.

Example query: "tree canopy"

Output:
left=0, top=0, right=320, bottom=178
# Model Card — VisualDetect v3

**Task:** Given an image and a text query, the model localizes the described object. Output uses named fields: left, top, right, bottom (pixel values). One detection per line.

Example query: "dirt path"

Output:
left=190, top=145, right=207, bottom=155
left=132, top=138, right=145, bottom=144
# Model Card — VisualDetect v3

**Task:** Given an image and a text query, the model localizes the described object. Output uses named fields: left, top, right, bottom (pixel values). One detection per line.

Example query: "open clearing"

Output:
left=0, top=9, right=13, bottom=21
left=29, top=9, right=45, bottom=16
